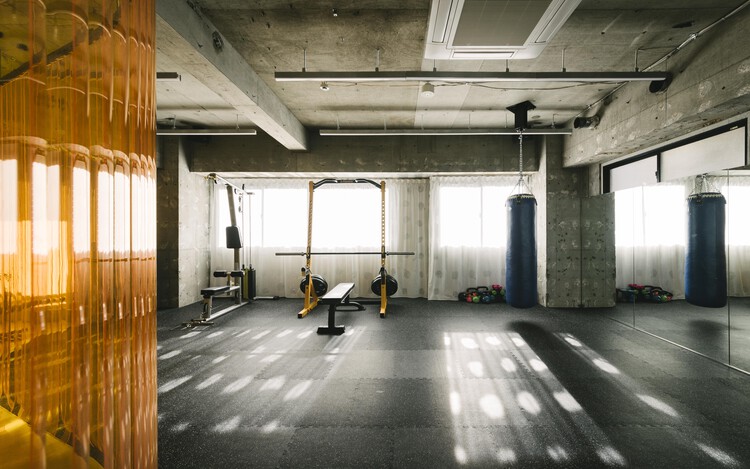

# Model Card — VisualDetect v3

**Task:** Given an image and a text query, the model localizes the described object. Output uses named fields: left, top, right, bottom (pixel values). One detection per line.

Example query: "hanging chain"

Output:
left=518, top=131, right=524, bottom=183
left=306, top=181, right=314, bottom=269
left=381, top=182, right=386, bottom=268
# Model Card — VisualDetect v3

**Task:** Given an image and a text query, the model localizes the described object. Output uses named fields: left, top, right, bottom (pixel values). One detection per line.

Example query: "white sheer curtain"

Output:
left=385, top=179, right=429, bottom=298
left=223, top=178, right=427, bottom=299
left=615, top=180, right=690, bottom=298
left=428, top=176, right=518, bottom=300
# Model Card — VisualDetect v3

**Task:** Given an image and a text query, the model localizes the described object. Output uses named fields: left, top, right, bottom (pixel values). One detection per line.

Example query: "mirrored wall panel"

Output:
left=632, top=174, right=729, bottom=364
left=727, top=173, right=750, bottom=372
left=611, top=187, right=636, bottom=327
left=610, top=169, right=749, bottom=373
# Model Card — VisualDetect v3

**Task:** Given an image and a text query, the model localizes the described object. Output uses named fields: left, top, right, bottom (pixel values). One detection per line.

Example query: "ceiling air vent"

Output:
left=424, top=0, right=581, bottom=60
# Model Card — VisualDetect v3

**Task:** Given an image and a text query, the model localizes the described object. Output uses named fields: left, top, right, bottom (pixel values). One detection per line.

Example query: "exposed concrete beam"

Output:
left=563, top=8, right=750, bottom=167
left=187, top=133, right=538, bottom=175
left=156, top=0, right=308, bottom=150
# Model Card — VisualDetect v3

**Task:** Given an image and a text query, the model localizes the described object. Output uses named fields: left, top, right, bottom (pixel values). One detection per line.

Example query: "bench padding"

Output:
left=320, top=283, right=355, bottom=304
left=201, top=286, right=229, bottom=296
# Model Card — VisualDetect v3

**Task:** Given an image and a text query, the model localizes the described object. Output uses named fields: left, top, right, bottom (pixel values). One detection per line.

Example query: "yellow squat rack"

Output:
left=276, top=178, right=413, bottom=319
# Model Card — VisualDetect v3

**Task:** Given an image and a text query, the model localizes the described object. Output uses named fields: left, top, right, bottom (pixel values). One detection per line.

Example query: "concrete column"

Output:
left=156, top=137, right=180, bottom=309
left=535, top=136, right=615, bottom=308
left=156, top=136, right=211, bottom=309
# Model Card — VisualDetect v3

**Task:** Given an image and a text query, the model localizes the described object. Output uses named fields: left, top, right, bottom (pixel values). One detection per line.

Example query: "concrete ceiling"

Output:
left=156, top=0, right=743, bottom=150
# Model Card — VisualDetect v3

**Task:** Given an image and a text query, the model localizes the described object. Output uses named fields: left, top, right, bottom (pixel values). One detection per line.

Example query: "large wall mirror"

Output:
left=604, top=118, right=749, bottom=374
left=727, top=173, right=750, bottom=372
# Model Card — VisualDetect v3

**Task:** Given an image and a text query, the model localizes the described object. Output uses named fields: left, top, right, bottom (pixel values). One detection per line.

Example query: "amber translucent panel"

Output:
left=0, top=1, right=156, bottom=468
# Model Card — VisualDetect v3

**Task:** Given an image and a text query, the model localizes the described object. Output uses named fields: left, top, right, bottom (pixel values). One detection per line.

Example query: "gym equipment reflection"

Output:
left=685, top=176, right=727, bottom=308
left=611, top=171, right=750, bottom=373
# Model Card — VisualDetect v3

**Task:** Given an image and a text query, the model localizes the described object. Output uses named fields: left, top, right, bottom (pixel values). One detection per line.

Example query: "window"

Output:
left=312, top=187, right=381, bottom=249
left=438, top=185, right=510, bottom=248
left=259, top=188, right=307, bottom=248
left=603, top=120, right=747, bottom=193
left=725, top=183, right=750, bottom=247
left=249, top=185, right=383, bottom=249
left=614, top=185, right=686, bottom=248
left=608, top=155, right=657, bottom=193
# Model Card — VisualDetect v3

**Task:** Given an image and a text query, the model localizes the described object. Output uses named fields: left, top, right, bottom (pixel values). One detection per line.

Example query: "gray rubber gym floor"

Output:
left=157, top=298, right=750, bottom=468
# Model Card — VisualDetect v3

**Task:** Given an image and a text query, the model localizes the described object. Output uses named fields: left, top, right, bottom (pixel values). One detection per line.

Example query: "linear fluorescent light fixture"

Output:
left=320, top=128, right=572, bottom=136
left=276, top=71, right=670, bottom=83
left=156, top=128, right=257, bottom=136
left=156, top=72, right=181, bottom=82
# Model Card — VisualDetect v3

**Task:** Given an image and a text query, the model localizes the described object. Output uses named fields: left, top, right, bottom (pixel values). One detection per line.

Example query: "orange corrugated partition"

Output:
left=0, top=1, right=157, bottom=467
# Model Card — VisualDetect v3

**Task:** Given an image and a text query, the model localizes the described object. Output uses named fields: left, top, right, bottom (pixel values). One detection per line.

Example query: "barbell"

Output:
left=276, top=251, right=415, bottom=256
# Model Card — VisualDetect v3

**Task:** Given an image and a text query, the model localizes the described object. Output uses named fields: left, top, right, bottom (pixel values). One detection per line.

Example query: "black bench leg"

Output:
left=317, top=304, right=345, bottom=335
left=201, top=295, right=213, bottom=319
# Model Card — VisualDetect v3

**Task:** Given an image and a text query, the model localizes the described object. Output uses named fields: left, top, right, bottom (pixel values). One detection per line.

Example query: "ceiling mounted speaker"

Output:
left=573, top=116, right=600, bottom=129
left=649, top=74, right=672, bottom=94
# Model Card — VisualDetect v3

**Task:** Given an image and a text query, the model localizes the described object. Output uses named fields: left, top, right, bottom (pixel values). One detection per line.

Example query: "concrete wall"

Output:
left=177, top=141, right=211, bottom=307
left=566, top=9, right=750, bottom=168
left=540, top=136, right=587, bottom=307
left=532, top=142, right=548, bottom=305
left=175, top=131, right=619, bottom=308
left=189, top=132, right=539, bottom=174
left=156, top=136, right=211, bottom=309
left=157, top=137, right=180, bottom=309
left=536, top=136, right=615, bottom=308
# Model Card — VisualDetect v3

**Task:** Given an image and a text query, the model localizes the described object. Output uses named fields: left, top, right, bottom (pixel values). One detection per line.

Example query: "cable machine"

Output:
left=184, top=173, right=252, bottom=326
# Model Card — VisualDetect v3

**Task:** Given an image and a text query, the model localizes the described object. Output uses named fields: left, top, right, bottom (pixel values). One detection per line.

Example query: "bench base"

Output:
left=184, top=300, right=247, bottom=328
left=317, top=325, right=346, bottom=335
left=336, top=299, right=365, bottom=311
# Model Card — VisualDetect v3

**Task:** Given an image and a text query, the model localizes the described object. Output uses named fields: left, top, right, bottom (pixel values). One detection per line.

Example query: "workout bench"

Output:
left=317, top=282, right=365, bottom=335
left=185, top=270, right=245, bottom=327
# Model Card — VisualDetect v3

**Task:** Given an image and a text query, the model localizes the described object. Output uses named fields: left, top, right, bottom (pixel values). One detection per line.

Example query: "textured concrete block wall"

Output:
left=581, top=194, right=616, bottom=307
left=532, top=148, right=548, bottom=305
left=546, top=198, right=582, bottom=308
left=546, top=136, right=586, bottom=308
left=535, top=136, right=615, bottom=308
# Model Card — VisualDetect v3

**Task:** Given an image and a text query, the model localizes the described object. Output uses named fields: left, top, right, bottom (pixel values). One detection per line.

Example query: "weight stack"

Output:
left=505, top=194, right=537, bottom=308
left=685, top=192, right=727, bottom=308
left=243, top=266, right=257, bottom=301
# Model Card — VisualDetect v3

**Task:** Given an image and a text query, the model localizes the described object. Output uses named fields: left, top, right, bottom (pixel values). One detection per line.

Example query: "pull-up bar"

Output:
left=313, top=178, right=382, bottom=189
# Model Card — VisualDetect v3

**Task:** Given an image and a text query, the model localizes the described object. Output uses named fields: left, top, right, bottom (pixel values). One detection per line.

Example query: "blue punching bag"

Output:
left=685, top=192, right=727, bottom=308
left=506, top=194, right=537, bottom=308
